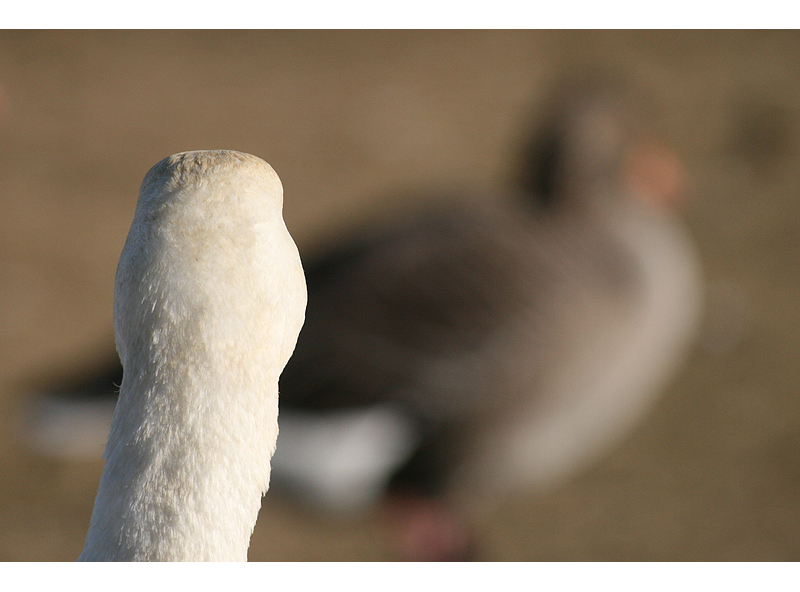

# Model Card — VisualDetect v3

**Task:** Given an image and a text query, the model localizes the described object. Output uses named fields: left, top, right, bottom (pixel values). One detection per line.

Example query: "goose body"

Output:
left=272, top=86, right=703, bottom=537
left=79, top=151, right=306, bottom=561
left=275, top=191, right=701, bottom=513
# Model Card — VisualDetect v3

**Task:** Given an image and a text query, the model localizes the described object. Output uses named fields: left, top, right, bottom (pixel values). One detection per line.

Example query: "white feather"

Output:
left=79, top=151, right=306, bottom=561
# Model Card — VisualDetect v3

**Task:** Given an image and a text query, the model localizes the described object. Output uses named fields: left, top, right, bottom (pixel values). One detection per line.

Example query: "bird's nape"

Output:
left=78, top=151, right=306, bottom=562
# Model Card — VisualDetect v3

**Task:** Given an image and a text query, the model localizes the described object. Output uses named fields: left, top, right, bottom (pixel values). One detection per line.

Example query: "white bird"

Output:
left=78, top=150, right=306, bottom=561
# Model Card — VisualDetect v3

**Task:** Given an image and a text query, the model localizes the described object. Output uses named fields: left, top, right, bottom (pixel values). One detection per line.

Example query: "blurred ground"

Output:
left=0, top=30, right=799, bottom=561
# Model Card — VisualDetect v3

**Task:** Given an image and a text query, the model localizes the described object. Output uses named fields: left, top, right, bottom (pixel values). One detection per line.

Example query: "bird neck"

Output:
left=78, top=151, right=307, bottom=562
left=79, top=354, right=279, bottom=561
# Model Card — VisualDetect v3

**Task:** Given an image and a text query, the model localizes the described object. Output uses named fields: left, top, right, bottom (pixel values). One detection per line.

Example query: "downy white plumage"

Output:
left=79, top=150, right=306, bottom=561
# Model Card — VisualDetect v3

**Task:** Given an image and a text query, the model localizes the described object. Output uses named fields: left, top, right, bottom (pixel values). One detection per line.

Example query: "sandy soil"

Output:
left=1, top=30, right=799, bottom=561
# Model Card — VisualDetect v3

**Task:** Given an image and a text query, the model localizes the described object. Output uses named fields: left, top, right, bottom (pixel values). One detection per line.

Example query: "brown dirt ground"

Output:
left=1, top=30, right=799, bottom=561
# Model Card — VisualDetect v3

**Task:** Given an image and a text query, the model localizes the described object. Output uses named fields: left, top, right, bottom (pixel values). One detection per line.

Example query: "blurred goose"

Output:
left=23, top=82, right=702, bottom=561
left=271, top=82, right=703, bottom=558
left=79, top=151, right=306, bottom=561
